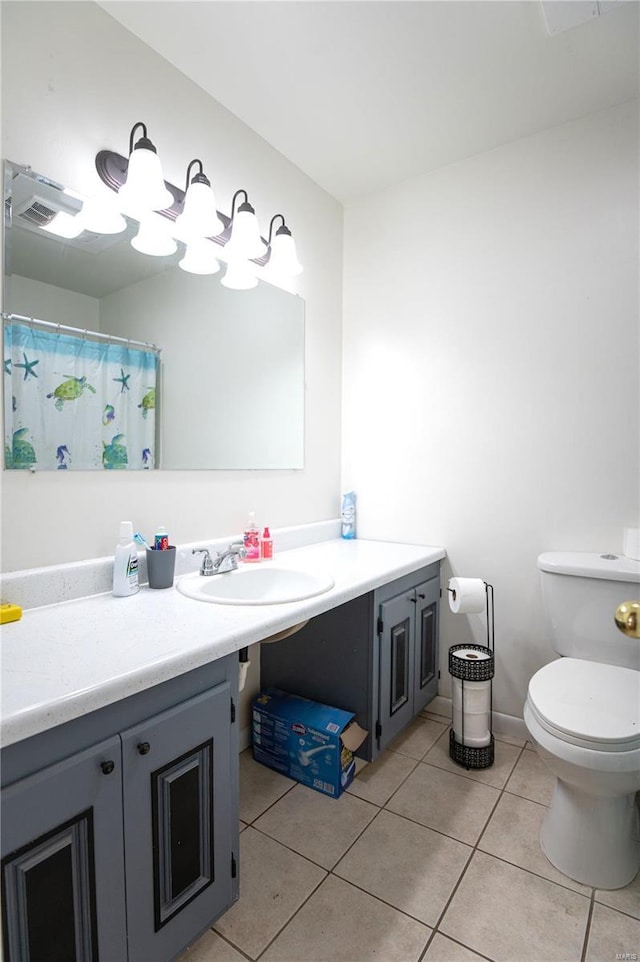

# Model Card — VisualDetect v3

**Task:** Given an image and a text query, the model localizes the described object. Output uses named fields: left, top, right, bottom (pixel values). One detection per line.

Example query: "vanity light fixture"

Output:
left=220, top=259, right=258, bottom=290
left=117, top=122, right=174, bottom=215
left=131, top=214, right=178, bottom=257
left=265, top=214, right=303, bottom=278
left=93, top=130, right=303, bottom=287
left=179, top=240, right=221, bottom=275
left=174, top=159, right=225, bottom=241
left=79, top=187, right=127, bottom=235
left=224, top=189, right=268, bottom=261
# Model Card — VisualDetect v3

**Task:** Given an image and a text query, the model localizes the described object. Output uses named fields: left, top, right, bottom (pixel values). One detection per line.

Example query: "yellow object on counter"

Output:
left=0, top=603, right=23, bottom=624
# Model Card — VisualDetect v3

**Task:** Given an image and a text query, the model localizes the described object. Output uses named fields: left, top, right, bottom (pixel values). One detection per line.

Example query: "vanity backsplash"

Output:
left=0, top=519, right=341, bottom=610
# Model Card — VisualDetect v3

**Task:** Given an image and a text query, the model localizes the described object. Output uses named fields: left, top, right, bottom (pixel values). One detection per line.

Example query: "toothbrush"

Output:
left=133, top=532, right=152, bottom=550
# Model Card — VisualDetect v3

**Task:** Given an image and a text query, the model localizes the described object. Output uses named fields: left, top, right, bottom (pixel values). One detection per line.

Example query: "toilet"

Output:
left=524, top=551, right=640, bottom=890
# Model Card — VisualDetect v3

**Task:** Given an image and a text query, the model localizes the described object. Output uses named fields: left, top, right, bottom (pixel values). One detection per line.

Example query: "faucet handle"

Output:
left=192, top=548, right=214, bottom=576
left=229, top=541, right=247, bottom=558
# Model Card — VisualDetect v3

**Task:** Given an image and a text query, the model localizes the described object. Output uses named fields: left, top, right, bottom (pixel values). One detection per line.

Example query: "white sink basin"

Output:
left=177, top=565, right=335, bottom=606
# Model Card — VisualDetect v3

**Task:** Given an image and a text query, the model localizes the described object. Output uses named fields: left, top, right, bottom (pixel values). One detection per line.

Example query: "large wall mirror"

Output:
left=2, top=161, right=305, bottom=470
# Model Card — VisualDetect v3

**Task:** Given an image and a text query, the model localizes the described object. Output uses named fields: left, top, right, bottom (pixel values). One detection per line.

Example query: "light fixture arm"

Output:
left=267, top=214, right=287, bottom=246
left=128, top=121, right=156, bottom=155
left=184, top=159, right=208, bottom=192
left=231, top=188, right=252, bottom=218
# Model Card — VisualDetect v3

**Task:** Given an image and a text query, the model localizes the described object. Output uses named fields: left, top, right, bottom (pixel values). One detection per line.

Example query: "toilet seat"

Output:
left=528, top=658, right=640, bottom=752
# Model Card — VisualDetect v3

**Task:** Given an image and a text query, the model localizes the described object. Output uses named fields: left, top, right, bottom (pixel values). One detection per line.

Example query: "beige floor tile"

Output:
left=505, top=745, right=555, bottom=805
left=347, top=750, right=418, bottom=806
left=334, top=809, right=472, bottom=927
left=178, top=929, right=248, bottom=962
left=421, top=708, right=452, bottom=724
left=386, top=761, right=499, bottom=845
left=586, top=902, right=640, bottom=962
left=441, top=851, right=590, bottom=962
left=239, top=749, right=296, bottom=824
left=387, top=716, right=448, bottom=759
left=479, top=792, right=591, bottom=895
left=423, top=732, right=521, bottom=789
left=423, top=933, right=491, bottom=962
left=595, top=866, right=640, bottom=920
left=213, top=827, right=325, bottom=959
left=493, top=731, right=526, bottom=748
left=239, top=820, right=247, bottom=833
left=253, top=783, right=377, bottom=868
left=261, top=875, right=431, bottom=962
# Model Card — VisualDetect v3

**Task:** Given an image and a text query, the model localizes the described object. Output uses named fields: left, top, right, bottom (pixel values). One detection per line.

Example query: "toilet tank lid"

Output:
left=538, top=552, right=640, bottom=582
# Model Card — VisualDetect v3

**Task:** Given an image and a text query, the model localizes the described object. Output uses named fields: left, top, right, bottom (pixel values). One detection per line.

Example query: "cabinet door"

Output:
left=378, top=591, right=416, bottom=748
left=121, top=682, right=234, bottom=962
left=413, top=577, right=440, bottom=714
left=1, top=735, right=127, bottom=962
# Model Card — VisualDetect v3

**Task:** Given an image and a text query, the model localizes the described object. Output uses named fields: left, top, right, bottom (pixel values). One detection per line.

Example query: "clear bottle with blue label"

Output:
left=341, top=491, right=356, bottom=539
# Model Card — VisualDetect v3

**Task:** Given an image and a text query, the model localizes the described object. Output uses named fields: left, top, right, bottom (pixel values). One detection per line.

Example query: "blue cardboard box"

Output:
left=252, top=689, right=368, bottom=798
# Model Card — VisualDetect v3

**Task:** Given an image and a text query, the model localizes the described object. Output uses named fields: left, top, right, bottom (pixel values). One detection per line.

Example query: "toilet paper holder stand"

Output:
left=448, top=582, right=495, bottom=770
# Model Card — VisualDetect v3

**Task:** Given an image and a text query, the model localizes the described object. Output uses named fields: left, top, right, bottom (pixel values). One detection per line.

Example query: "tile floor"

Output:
left=179, top=709, right=640, bottom=962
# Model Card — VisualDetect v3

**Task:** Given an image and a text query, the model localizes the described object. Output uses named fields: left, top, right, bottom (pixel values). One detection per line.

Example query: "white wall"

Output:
left=6, top=276, right=101, bottom=329
left=0, top=0, right=343, bottom=571
left=342, top=102, right=639, bottom=718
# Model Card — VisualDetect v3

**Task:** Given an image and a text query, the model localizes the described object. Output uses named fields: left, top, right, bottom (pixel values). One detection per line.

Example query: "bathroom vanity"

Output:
left=0, top=533, right=444, bottom=962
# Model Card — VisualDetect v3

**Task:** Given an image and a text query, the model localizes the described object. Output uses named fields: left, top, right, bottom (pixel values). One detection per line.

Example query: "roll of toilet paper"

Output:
left=452, top=677, right=491, bottom=748
left=448, top=578, right=486, bottom=614
left=450, top=647, right=492, bottom=666
left=623, top=527, right=640, bottom=562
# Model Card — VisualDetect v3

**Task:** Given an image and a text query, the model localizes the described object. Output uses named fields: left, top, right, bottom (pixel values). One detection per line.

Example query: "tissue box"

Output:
left=252, top=689, right=367, bottom=798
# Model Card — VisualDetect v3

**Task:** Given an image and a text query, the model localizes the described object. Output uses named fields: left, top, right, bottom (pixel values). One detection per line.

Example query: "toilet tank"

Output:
left=538, top=552, right=640, bottom=670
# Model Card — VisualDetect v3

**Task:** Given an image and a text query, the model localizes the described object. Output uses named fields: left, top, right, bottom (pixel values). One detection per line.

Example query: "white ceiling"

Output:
left=99, top=1, right=638, bottom=203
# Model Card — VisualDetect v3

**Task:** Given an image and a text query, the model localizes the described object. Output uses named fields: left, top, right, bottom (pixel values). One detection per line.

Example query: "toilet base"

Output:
left=540, top=778, right=640, bottom=889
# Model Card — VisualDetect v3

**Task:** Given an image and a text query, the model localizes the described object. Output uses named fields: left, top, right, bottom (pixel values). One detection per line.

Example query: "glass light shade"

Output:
left=131, top=217, right=177, bottom=257
left=225, top=207, right=267, bottom=261
left=118, top=146, right=173, bottom=213
left=268, top=230, right=303, bottom=277
left=41, top=211, right=85, bottom=239
left=79, top=192, right=127, bottom=235
left=175, top=180, right=224, bottom=239
left=179, top=241, right=221, bottom=275
left=221, top=260, right=258, bottom=290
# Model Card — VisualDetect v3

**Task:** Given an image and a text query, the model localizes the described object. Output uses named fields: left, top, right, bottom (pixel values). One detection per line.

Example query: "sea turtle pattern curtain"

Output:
left=3, top=322, right=158, bottom=470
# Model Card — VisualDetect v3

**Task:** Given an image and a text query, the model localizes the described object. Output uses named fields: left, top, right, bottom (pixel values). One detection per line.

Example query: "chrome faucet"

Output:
left=212, top=541, right=247, bottom=573
left=192, top=548, right=215, bottom=576
left=193, top=542, right=247, bottom=575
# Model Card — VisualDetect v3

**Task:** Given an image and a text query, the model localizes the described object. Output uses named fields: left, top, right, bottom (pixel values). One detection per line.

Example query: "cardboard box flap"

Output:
left=341, top=721, right=368, bottom=753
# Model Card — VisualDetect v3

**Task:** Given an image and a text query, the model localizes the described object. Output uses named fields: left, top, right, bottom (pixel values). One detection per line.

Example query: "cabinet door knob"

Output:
left=418, top=593, right=426, bottom=600
left=138, top=741, right=151, bottom=755
left=101, top=760, right=115, bottom=775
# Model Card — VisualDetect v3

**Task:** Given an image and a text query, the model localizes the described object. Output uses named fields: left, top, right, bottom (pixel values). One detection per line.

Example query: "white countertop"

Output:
left=1, top=538, right=444, bottom=748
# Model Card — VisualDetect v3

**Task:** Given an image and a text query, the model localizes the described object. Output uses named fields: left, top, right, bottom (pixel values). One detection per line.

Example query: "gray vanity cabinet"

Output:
left=260, top=563, right=441, bottom=761
left=377, top=574, right=440, bottom=747
left=122, top=683, right=234, bottom=962
left=1, top=656, right=239, bottom=962
left=1, top=735, right=127, bottom=962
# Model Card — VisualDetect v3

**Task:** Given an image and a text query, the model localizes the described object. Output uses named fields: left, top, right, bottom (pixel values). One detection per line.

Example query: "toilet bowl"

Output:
left=524, top=551, right=640, bottom=890
left=524, top=657, right=640, bottom=889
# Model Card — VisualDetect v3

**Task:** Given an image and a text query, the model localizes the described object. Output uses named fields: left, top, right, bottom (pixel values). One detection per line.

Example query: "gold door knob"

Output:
left=614, top=601, right=640, bottom=638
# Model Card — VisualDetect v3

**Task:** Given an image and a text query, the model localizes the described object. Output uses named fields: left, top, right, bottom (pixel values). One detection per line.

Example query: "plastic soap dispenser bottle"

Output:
left=113, top=521, right=140, bottom=596
left=260, top=526, right=273, bottom=561
left=243, top=512, right=260, bottom=563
